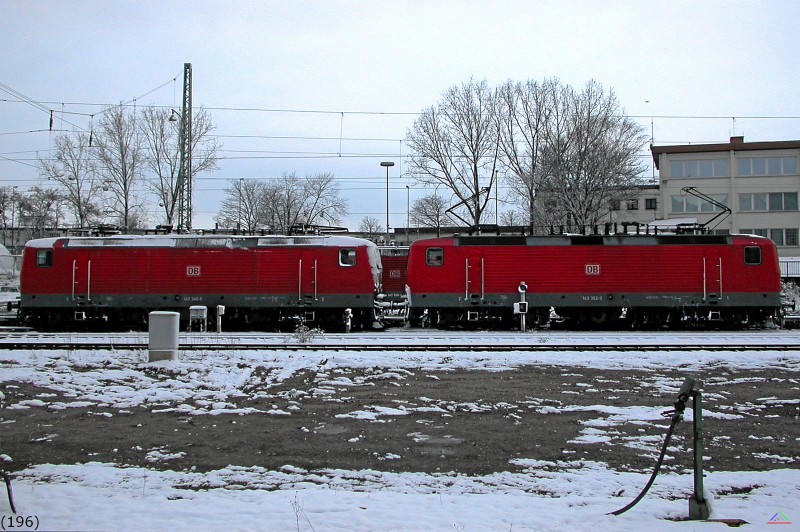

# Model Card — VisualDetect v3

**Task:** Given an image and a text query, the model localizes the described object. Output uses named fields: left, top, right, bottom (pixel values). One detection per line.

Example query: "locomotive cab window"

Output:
left=36, top=249, right=53, bottom=267
left=744, top=246, right=762, bottom=265
left=426, top=247, right=444, bottom=266
left=339, top=248, right=357, bottom=267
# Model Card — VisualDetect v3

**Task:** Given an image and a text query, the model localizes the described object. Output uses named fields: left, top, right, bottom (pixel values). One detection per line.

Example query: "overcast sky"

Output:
left=2, top=0, right=799, bottom=231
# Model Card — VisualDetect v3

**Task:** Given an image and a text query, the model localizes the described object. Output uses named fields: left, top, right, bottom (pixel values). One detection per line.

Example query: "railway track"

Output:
left=0, top=332, right=798, bottom=352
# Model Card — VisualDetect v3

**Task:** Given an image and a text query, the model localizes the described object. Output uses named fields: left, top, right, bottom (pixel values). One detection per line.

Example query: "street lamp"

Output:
left=10, top=186, right=18, bottom=251
left=434, top=182, right=443, bottom=238
left=167, top=106, right=192, bottom=232
left=405, top=185, right=410, bottom=244
left=380, top=162, right=395, bottom=243
left=237, top=178, right=243, bottom=232
left=646, top=100, right=655, bottom=182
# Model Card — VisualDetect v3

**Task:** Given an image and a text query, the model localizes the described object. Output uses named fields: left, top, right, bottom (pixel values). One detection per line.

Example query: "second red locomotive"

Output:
left=19, top=234, right=382, bottom=331
left=405, top=233, right=781, bottom=329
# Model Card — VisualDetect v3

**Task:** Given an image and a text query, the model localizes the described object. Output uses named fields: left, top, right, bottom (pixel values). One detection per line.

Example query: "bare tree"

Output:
left=267, top=172, right=349, bottom=234
left=499, top=209, right=525, bottom=227
left=139, top=106, right=219, bottom=227
left=410, top=194, right=454, bottom=236
left=270, top=172, right=306, bottom=233
left=544, top=80, right=646, bottom=228
left=93, top=104, right=143, bottom=231
left=499, top=79, right=647, bottom=232
left=214, top=173, right=350, bottom=235
left=0, top=188, right=14, bottom=240
left=496, top=78, right=558, bottom=232
left=358, top=216, right=383, bottom=241
left=300, top=172, right=349, bottom=227
left=38, top=132, right=102, bottom=228
left=406, top=79, right=499, bottom=229
left=0, top=187, right=18, bottom=248
left=22, top=186, right=64, bottom=239
left=215, top=179, right=271, bottom=232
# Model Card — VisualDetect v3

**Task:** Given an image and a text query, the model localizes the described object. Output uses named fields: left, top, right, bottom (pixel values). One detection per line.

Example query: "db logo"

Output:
left=585, top=264, right=600, bottom=275
left=389, top=270, right=401, bottom=278
left=186, top=265, right=201, bottom=276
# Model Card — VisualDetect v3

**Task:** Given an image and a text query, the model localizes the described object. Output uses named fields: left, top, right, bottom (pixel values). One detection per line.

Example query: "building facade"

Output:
left=644, top=136, right=800, bottom=258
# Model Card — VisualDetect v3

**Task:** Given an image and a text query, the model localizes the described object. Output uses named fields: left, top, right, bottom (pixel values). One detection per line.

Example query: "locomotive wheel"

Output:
left=588, top=310, right=609, bottom=325
left=534, top=308, right=550, bottom=327
left=47, top=310, right=65, bottom=329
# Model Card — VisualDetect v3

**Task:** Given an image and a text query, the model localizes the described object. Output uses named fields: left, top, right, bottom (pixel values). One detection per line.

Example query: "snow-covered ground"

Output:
left=2, top=330, right=799, bottom=531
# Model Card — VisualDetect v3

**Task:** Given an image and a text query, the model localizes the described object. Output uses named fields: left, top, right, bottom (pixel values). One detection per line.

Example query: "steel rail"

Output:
left=0, top=341, right=797, bottom=352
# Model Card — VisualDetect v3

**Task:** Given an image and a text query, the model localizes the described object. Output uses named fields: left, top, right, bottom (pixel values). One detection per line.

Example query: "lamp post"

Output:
left=237, top=178, right=243, bottom=232
left=646, top=100, right=655, bottom=182
left=168, top=63, right=192, bottom=232
left=380, top=161, right=394, bottom=243
left=10, top=186, right=18, bottom=252
left=405, top=185, right=410, bottom=245
left=434, top=182, right=443, bottom=238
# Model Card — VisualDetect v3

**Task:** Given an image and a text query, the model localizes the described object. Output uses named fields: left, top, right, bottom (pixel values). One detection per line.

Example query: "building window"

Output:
left=610, top=199, right=621, bottom=211
left=742, top=228, right=798, bottom=247
left=670, top=158, right=729, bottom=178
left=739, top=193, right=765, bottom=211
left=741, top=228, right=767, bottom=238
left=739, top=192, right=797, bottom=211
left=671, top=194, right=727, bottom=213
left=645, top=198, right=657, bottom=210
left=626, top=199, right=638, bottom=210
left=786, top=157, right=798, bottom=174
left=770, top=228, right=785, bottom=246
left=787, top=229, right=799, bottom=247
left=772, top=192, right=798, bottom=211
left=737, top=156, right=797, bottom=176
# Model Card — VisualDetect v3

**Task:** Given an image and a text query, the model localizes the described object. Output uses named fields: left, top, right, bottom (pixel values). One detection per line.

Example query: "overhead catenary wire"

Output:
left=3, top=81, right=799, bottom=222
left=4, top=94, right=800, bottom=120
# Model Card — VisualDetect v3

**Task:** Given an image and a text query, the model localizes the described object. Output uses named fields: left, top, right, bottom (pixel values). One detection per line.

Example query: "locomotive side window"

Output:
left=744, top=246, right=762, bottom=265
left=426, top=247, right=444, bottom=266
left=36, top=250, right=53, bottom=267
left=339, top=248, right=357, bottom=267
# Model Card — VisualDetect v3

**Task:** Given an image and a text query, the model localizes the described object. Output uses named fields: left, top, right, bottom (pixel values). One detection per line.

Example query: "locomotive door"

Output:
left=71, top=255, right=93, bottom=302
left=297, top=250, right=318, bottom=306
left=702, top=250, right=723, bottom=304
left=465, top=251, right=484, bottom=302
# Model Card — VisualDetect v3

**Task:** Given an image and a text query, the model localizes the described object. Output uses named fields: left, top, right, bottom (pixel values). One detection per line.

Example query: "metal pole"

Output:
left=10, top=187, right=17, bottom=252
left=689, top=388, right=710, bottom=520
left=238, top=178, right=243, bottom=232
left=381, top=162, right=394, bottom=243
left=494, top=170, right=498, bottom=228
left=406, top=185, right=410, bottom=244
left=176, top=63, right=192, bottom=232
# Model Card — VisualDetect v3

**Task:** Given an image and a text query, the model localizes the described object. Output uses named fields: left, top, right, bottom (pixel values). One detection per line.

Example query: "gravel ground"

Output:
left=2, top=363, right=799, bottom=476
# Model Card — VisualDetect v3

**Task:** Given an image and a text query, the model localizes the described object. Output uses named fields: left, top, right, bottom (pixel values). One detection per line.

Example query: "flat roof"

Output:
left=651, top=136, right=800, bottom=168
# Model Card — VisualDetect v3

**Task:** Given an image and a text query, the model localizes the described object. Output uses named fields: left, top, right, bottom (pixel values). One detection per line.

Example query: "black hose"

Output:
left=609, top=409, right=682, bottom=516
left=2, top=470, right=15, bottom=514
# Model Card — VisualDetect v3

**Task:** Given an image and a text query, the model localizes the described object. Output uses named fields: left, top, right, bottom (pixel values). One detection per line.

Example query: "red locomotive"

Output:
left=405, top=233, right=781, bottom=329
left=19, top=234, right=382, bottom=331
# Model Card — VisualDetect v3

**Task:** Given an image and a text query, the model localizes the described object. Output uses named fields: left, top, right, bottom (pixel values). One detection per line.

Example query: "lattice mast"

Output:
left=176, top=63, right=193, bottom=232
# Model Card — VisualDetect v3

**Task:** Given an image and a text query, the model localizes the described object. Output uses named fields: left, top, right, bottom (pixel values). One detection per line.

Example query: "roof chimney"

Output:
left=730, top=136, right=744, bottom=144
